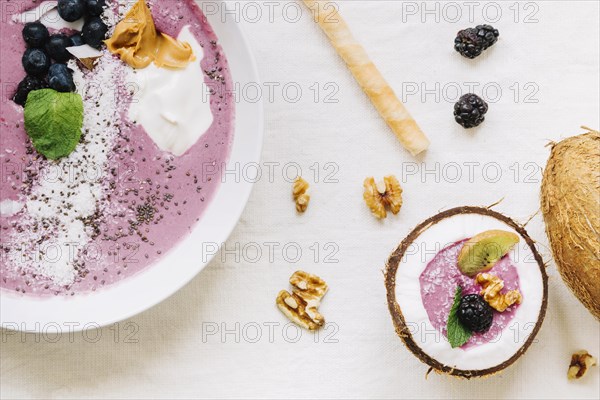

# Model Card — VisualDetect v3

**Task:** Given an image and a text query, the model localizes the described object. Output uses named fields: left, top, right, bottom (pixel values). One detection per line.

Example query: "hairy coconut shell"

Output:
left=541, top=128, right=600, bottom=320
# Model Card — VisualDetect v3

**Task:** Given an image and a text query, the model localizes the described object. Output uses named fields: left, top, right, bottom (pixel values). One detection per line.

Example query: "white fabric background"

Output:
left=1, top=1, right=599, bottom=399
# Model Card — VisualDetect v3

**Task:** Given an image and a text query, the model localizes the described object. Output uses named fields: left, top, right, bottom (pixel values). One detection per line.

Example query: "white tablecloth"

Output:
left=1, top=1, right=599, bottom=399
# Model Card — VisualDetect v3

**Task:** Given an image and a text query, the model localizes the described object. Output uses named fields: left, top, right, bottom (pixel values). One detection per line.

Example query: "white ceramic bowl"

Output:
left=0, top=1, right=263, bottom=333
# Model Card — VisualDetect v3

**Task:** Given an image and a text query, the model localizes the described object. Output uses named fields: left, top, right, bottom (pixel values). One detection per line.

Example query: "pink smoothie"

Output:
left=419, top=240, right=521, bottom=348
left=0, top=0, right=234, bottom=295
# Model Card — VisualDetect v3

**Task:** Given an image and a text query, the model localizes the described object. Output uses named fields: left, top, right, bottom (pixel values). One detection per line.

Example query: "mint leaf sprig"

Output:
left=24, top=89, right=83, bottom=160
left=447, top=286, right=472, bottom=348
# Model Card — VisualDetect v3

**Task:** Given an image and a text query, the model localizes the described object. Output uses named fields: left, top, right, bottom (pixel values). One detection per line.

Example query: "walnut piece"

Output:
left=568, top=350, right=597, bottom=380
left=363, top=176, right=403, bottom=219
left=276, top=270, right=328, bottom=331
left=290, top=270, right=328, bottom=300
left=476, top=273, right=522, bottom=312
left=293, top=177, right=310, bottom=213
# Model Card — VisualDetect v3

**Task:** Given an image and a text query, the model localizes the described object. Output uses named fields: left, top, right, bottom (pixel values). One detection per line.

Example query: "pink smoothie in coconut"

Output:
left=419, top=239, right=521, bottom=349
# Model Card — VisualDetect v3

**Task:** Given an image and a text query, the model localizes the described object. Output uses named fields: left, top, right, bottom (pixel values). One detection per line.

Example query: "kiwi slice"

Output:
left=457, top=229, right=520, bottom=277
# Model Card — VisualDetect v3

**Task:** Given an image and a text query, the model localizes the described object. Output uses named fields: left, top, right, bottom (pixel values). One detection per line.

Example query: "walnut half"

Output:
left=293, top=177, right=310, bottom=213
left=276, top=270, right=328, bottom=331
left=476, top=273, right=522, bottom=312
left=568, top=350, right=597, bottom=380
left=363, top=176, right=403, bottom=219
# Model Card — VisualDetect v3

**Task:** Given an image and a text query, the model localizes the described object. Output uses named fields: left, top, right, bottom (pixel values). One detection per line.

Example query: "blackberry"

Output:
left=457, top=294, right=493, bottom=333
left=454, top=28, right=484, bottom=59
left=454, top=93, right=488, bottom=128
left=475, top=24, right=500, bottom=49
left=12, top=76, right=48, bottom=106
left=454, top=24, right=499, bottom=59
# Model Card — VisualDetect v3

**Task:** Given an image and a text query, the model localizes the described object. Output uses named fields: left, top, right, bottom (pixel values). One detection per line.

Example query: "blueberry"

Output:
left=22, top=22, right=49, bottom=48
left=12, top=76, right=48, bottom=106
left=22, top=48, right=50, bottom=77
left=48, top=64, right=76, bottom=93
left=86, top=0, right=106, bottom=16
left=57, top=0, right=85, bottom=22
left=82, top=16, right=108, bottom=49
left=70, top=33, right=84, bottom=47
left=46, top=34, right=73, bottom=63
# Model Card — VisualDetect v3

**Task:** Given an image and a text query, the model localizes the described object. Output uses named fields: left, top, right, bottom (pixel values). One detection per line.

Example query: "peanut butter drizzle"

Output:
left=105, top=0, right=195, bottom=69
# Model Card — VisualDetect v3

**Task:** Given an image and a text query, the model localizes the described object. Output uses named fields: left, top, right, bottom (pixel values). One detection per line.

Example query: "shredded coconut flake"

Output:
left=9, top=54, right=123, bottom=287
left=0, top=199, right=24, bottom=217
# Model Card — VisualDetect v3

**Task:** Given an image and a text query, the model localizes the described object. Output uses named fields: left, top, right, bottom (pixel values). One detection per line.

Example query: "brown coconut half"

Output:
left=541, top=128, right=600, bottom=320
left=384, top=206, right=548, bottom=379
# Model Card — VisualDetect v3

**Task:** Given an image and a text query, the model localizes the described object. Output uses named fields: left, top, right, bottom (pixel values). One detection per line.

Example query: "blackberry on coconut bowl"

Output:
left=385, top=207, right=548, bottom=378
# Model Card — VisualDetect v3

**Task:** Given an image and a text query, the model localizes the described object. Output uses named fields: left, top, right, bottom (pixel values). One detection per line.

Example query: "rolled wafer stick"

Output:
left=303, top=0, right=430, bottom=156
